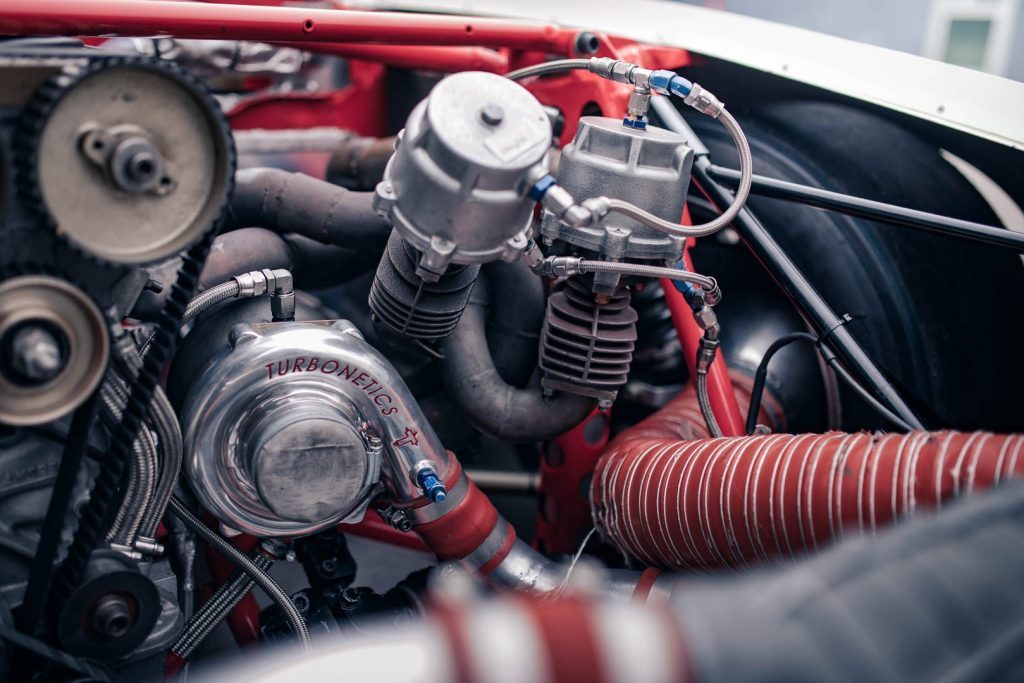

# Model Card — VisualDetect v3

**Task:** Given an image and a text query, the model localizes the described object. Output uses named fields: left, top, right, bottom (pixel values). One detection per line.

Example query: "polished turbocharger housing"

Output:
left=372, top=70, right=552, bottom=278
left=180, top=319, right=448, bottom=537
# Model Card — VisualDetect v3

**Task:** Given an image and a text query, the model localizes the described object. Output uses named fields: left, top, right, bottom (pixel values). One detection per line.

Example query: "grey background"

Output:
left=674, top=0, right=1024, bottom=82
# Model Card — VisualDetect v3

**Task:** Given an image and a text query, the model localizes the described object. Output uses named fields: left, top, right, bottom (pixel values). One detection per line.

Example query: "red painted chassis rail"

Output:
left=0, top=0, right=580, bottom=52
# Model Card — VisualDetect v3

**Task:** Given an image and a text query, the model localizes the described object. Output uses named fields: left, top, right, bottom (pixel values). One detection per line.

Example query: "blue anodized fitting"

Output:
left=416, top=467, right=447, bottom=503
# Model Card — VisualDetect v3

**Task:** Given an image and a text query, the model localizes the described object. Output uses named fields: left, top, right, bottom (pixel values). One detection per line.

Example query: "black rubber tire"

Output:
left=688, top=101, right=1024, bottom=431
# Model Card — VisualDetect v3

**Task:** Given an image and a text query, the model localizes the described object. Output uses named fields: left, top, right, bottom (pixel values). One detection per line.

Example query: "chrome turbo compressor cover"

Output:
left=180, top=320, right=449, bottom=538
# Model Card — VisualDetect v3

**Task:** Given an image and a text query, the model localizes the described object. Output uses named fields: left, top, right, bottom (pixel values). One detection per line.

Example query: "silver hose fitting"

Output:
left=684, top=83, right=724, bottom=118
left=233, top=268, right=294, bottom=321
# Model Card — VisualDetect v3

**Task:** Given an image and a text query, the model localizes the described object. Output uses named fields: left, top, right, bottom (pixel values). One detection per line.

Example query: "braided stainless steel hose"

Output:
left=696, top=371, right=724, bottom=438
left=168, top=496, right=312, bottom=653
left=576, top=259, right=718, bottom=296
left=538, top=257, right=720, bottom=302
left=136, top=386, right=182, bottom=538
left=103, top=339, right=182, bottom=548
left=172, top=550, right=273, bottom=659
left=181, top=280, right=240, bottom=325
left=505, top=58, right=592, bottom=81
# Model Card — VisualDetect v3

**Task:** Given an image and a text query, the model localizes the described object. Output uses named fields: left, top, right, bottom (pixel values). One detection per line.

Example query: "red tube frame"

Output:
left=0, top=0, right=579, bottom=52
left=661, top=227, right=745, bottom=437
left=340, top=514, right=431, bottom=554
left=292, top=42, right=509, bottom=74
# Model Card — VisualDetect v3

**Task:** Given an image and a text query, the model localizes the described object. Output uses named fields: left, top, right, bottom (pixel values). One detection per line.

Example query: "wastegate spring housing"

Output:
left=369, top=71, right=552, bottom=340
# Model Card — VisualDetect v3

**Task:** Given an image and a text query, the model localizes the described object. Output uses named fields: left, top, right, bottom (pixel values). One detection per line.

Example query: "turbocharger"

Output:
left=179, top=319, right=453, bottom=537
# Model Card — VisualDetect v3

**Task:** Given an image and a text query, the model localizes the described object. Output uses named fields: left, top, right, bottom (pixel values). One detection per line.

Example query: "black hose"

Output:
left=325, top=136, right=396, bottom=191
left=285, top=233, right=380, bottom=290
left=746, top=332, right=912, bottom=434
left=745, top=332, right=819, bottom=434
left=226, top=167, right=389, bottom=248
left=481, top=262, right=545, bottom=389
left=167, top=497, right=312, bottom=653
left=441, top=285, right=594, bottom=442
left=205, top=227, right=293, bottom=280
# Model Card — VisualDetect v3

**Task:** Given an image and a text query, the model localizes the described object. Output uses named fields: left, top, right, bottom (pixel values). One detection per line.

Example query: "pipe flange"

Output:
left=0, top=274, right=109, bottom=426
left=16, top=55, right=234, bottom=265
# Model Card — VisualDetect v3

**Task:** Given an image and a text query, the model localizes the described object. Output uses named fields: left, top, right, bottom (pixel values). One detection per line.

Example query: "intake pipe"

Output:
left=402, top=457, right=567, bottom=593
left=326, top=135, right=397, bottom=191
left=223, top=481, right=1024, bottom=683
left=226, top=167, right=390, bottom=248
left=440, top=276, right=594, bottom=442
left=591, top=386, right=1024, bottom=569
left=481, top=262, right=545, bottom=388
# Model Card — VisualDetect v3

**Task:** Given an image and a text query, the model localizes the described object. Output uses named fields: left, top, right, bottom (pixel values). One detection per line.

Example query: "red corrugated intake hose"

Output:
left=591, top=385, right=1024, bottom=569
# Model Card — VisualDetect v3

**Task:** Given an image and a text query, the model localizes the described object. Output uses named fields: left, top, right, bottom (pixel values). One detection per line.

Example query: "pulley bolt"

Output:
left=91, top=594, right=133, bottom=640
left=479, top=104, right=505, bottom=126
left=108, top=136, right=164, bottom=194
left=416, top=467, right=447, bottom=503
left=8, top=325, right=65, bottom=385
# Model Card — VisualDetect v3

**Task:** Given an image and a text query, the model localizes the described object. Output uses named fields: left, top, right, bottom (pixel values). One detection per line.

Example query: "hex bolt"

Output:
left=91, top=594, right=134, bottom=640
left=416, top=467, right=447, bottom=503
left=260, top=538, right=294, bottom=561
left=479, top=104, right=505, bottom=126
left=340, top=587, right=361, bottom=606
left=292, top=592, right=311, bottom=614
left=8, top=324, right=66, bottom=385
left=108, top=136, right=164, bottom=194
left=376, top=506, right=413, bottom=532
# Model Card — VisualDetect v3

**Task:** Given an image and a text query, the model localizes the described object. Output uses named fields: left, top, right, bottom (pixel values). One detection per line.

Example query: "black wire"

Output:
left=707, top=164, right=1024, bottom=253
left=745, top=332, right=818, bottom=434
left=746, top=332, right=914, bottom=434
left=824, top=353, right=913, bottom=432
left=18, top=392, right=100, bottom=637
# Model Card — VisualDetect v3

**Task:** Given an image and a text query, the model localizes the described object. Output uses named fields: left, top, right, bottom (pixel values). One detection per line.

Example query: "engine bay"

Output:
left=1, top=2, right=1024, bottom=681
